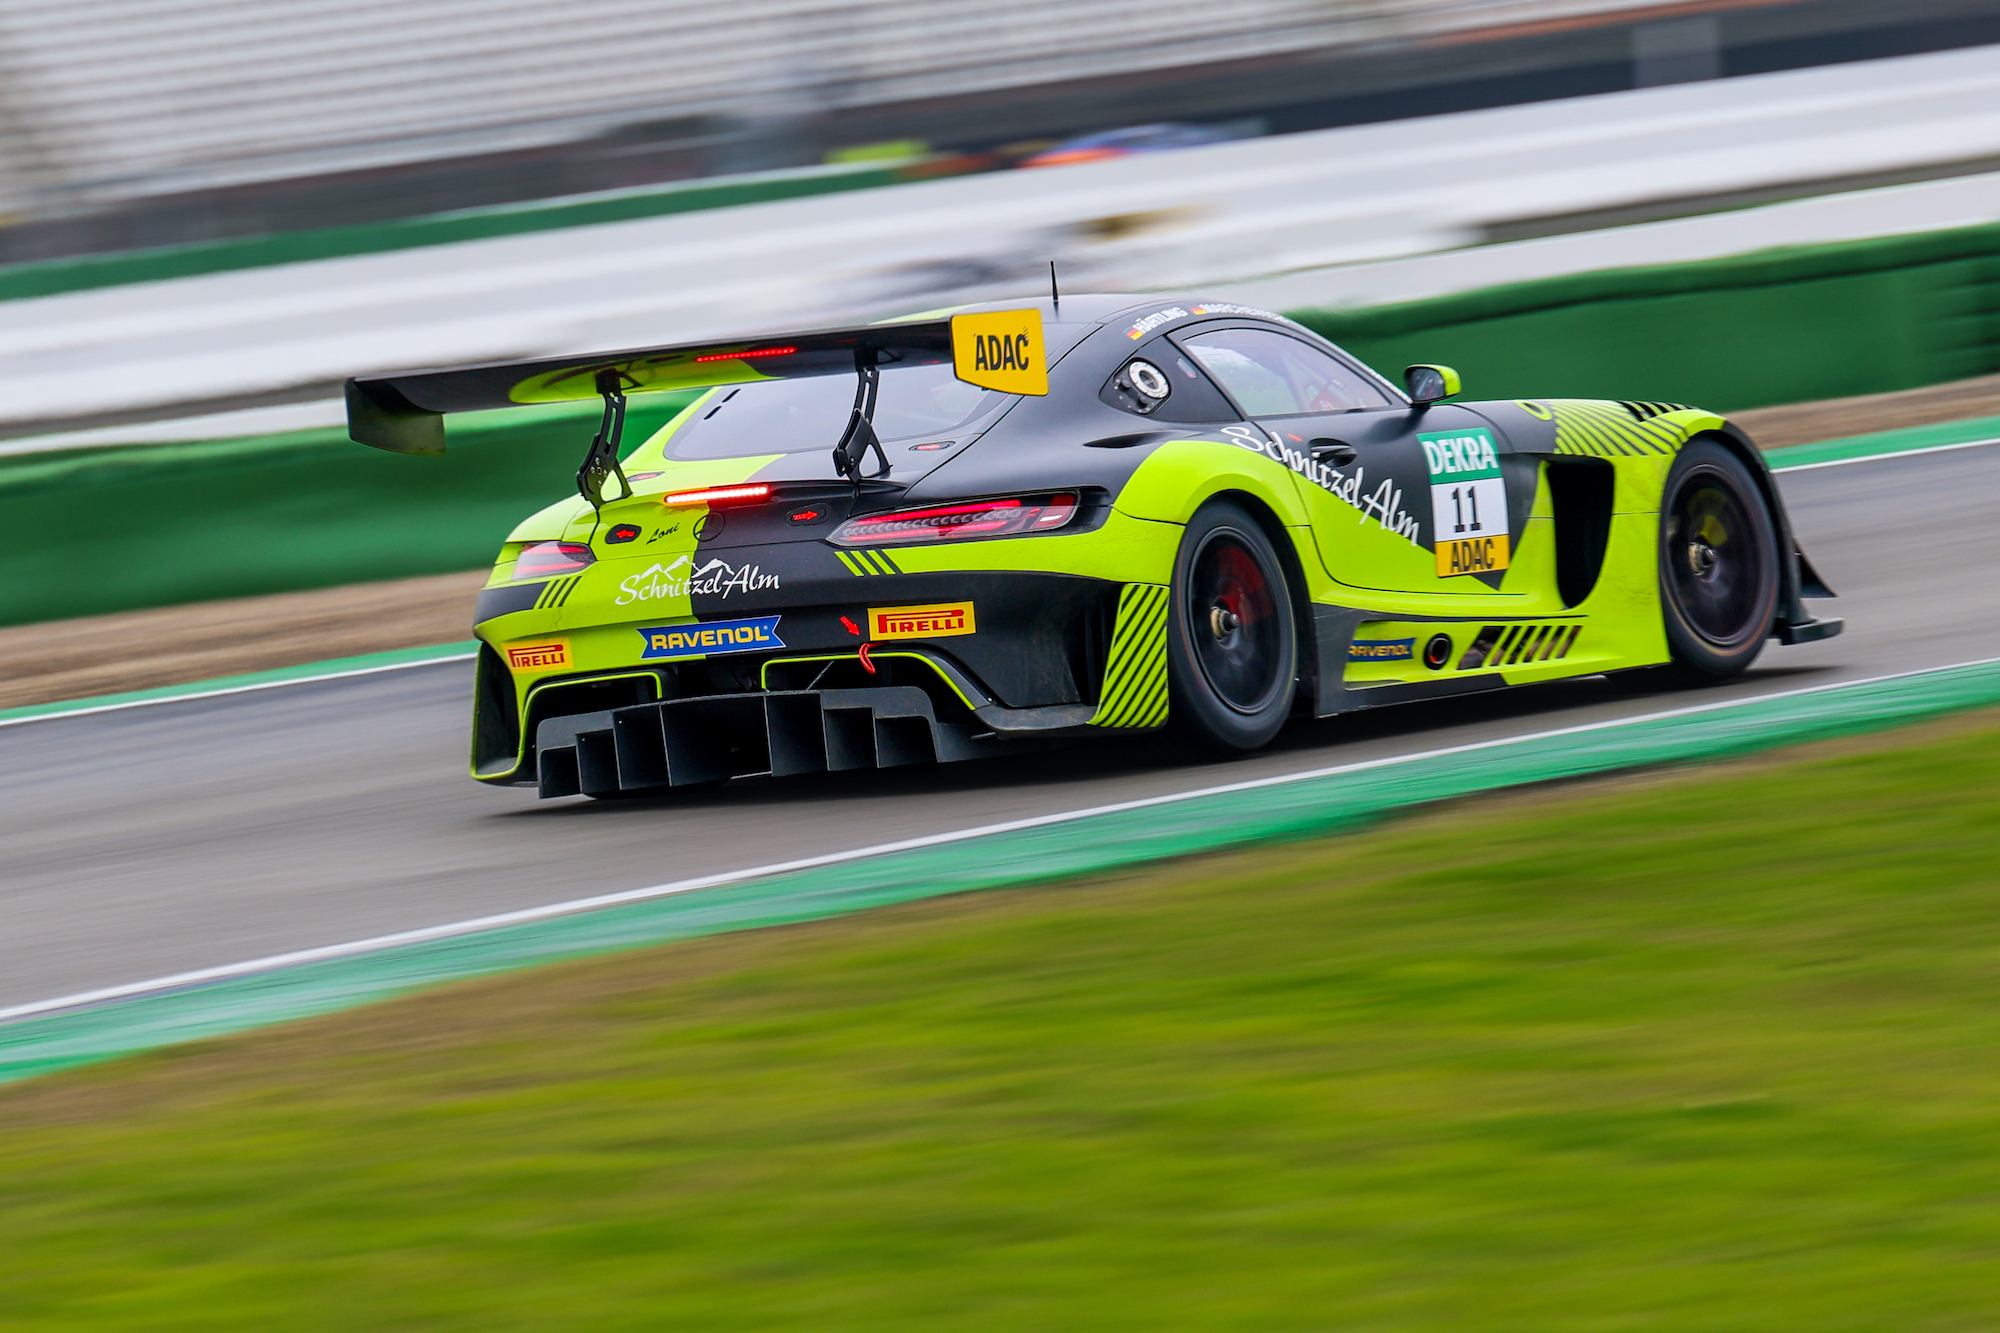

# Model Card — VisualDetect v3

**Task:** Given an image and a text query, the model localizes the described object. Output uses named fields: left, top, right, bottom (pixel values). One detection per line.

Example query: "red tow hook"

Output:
left=858, top=642, right=877, bottom=674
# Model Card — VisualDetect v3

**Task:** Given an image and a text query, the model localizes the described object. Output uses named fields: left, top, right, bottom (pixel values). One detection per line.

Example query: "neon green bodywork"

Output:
left=471, top=389, right=1728, bottom=776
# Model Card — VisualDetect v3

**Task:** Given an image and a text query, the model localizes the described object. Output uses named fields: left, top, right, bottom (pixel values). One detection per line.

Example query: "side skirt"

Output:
left=1310, top=605, right=1604, bottom=718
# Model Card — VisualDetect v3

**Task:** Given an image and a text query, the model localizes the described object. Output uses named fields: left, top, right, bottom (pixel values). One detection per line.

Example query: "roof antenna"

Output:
left=1049, top=260, right=1060, bottom=315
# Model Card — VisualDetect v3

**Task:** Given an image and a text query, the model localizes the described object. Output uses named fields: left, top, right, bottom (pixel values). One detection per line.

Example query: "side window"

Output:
left=1179, top=327, right=1392, bottom=417
left=1099, top=336, right=1238, bottom=422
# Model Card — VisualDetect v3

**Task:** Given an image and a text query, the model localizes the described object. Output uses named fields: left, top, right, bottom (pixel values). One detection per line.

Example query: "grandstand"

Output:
left=0, top=0, right=1997, bottom=261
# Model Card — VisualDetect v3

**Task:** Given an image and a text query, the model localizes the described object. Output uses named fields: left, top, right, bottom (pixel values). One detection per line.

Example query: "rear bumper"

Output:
left=472, top=569, right=1127, bottom=787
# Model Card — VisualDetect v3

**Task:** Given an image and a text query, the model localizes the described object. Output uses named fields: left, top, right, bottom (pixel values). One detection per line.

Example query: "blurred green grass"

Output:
left=5, top=712, right=2000, bottom=1329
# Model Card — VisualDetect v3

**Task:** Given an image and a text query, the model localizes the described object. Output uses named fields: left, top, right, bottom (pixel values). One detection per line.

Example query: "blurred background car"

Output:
left=1017, top=122, right=1262, bottom=168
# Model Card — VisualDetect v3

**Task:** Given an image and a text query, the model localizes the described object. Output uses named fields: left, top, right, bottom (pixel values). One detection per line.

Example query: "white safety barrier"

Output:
left=0, top=0, right=1713, bottom=212
left=2, top=43, right=1998, bottom=432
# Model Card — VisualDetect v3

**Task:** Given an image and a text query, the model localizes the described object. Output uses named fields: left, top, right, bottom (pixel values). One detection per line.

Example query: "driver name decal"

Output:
left=1420, top=427, right=1511, bottom=577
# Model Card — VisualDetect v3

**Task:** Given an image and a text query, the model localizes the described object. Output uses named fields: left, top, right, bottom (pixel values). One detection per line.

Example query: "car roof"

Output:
left=918, top=293, right=1287, bottom=330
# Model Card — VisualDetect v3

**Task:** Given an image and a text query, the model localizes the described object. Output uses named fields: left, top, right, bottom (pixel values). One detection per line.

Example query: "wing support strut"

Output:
left=831, top=348, right=890, bottom=482
left=577, top=367, right=636, bottom=510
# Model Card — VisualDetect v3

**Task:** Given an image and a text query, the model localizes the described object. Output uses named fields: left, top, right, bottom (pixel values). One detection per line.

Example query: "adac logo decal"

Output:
left=1420, top=427, right=1511, bottom=578
left=614, top=555, right=780, bottom=605
left=638, top=616, right=784, bottom=661
left=869, top=601, right=976, bottom=640
left=1348, top=638, right=1414, bottom=662
left=952, top=310, right=1047, bottom=395
left=505, top=638, right=570, bottom=672
left=1220, top=424, right=1421, bottom=549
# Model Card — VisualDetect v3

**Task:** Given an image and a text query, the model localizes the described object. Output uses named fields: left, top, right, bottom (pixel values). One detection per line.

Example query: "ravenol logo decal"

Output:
left=638, top=616, right=783, bottom=661
left=869, top=601, right=976, bottom=640
left=505, top=638, right=571, bottom=672
left=1348, top=638, right=1414, bottom=662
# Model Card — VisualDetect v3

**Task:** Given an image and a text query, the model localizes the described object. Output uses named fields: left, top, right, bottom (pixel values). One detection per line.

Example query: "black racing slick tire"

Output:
left=1166, top=500, right=1299, bottom=752
left=1659, top=439, right=1779, bottom=679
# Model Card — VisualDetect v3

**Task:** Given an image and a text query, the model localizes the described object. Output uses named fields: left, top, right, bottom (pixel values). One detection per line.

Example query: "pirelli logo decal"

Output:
left=869, top=602, right=975, bottom=640
left=505, top=638, right=570, bottom=672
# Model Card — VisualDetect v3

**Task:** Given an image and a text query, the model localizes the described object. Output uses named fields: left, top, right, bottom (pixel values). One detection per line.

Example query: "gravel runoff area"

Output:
left=6, top=373, right=1998, bottom=711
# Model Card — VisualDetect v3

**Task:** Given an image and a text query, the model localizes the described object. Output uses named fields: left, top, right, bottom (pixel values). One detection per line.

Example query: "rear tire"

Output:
left=1659, top=440, right=1778, bottom=679
left=1166, top=500, right=1298, bottom=752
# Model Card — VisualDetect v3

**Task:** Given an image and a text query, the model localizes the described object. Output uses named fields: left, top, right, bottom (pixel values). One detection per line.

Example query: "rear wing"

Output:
left=344, top=310, right=1048, bottom=457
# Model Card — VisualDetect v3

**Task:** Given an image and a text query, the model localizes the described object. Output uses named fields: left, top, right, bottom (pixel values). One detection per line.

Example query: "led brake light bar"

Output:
left=693, top=346, right=797, bottom=363
left=662, top=483, right=772, bottom=507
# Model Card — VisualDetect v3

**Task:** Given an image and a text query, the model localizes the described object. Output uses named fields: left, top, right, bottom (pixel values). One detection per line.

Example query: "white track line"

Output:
left=0, top=651, right=476, bottom=730
left=7, top=654, right=1995, bottom=1027
left=1770, top=435, right=2000, bottom=472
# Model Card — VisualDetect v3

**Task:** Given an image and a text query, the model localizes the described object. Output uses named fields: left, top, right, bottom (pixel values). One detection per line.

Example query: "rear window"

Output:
left=660, top=363, right=1001, bottom=460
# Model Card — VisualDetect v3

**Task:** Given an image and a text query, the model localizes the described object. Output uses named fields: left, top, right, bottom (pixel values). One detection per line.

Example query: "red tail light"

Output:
left=663, top=483, right=771, bottom=507
left=512, top=541, right=595, bottom=579
left=829, top=493, right=1079, bottom=546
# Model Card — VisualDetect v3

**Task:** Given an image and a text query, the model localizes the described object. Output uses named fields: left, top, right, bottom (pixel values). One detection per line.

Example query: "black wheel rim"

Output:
left=1663, top=468, right=1766, bottom=648
left=1187, top=529, right=1284, bottom=712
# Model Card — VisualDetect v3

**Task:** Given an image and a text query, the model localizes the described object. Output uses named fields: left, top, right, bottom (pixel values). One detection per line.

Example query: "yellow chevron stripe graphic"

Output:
left=1550, top=400, right=1688, bottom=459
left=1090, top=583, right=1171, bottom=729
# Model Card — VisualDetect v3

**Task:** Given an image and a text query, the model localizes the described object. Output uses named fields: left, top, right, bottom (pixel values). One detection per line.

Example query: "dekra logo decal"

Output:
left=637, top=615, right=784, bottom=660
left=1420, top=432, right=1499, bottom=476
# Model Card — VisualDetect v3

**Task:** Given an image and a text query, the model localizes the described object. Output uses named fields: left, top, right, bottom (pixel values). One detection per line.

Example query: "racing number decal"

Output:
left=1420, top=428, right=1510, bottom=577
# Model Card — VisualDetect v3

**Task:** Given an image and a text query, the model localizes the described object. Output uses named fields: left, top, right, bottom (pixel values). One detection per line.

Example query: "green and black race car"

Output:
left=345, top=295, right=1841, bottom=799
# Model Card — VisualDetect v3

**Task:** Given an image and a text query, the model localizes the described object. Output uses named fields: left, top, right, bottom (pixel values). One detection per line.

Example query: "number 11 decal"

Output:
left=1451, top=487, right=1484, bottom=534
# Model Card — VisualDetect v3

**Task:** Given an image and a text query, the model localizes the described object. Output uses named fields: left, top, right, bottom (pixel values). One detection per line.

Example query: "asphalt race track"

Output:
left=4, top=447, right=1994, bottom=1012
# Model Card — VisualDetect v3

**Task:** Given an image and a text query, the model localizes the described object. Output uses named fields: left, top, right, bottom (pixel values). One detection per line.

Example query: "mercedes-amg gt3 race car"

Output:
left=346, top=295, right=1841, bottom=799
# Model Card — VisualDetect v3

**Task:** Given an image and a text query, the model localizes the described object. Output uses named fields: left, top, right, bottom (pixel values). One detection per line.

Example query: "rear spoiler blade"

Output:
left=345, top=310, right=1048, bottom=455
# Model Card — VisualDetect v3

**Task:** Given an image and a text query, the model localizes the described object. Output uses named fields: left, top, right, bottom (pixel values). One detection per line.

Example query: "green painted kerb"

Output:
left=1764, top=416, right=2000, bottom=470
left=7, top=657, right=2000, bottom=1085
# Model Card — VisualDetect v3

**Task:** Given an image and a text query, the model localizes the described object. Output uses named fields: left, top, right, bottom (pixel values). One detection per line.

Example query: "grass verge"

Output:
left=6, top=712, right=2000, bottom=1328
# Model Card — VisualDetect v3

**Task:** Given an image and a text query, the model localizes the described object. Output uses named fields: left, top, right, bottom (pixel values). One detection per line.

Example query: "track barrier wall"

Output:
left=6, top=219, right=2000, bottom=627
left=1298, top=219, right=2000, bottom=410
left=0, top=395, right=695, bottom=626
